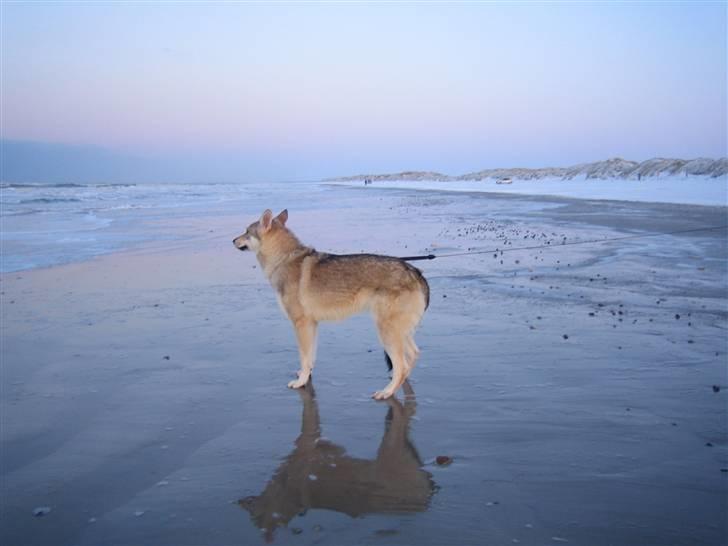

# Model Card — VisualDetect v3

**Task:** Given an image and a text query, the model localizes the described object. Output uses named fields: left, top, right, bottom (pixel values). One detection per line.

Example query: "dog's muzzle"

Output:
left=233, top=239, right=248, bottom=251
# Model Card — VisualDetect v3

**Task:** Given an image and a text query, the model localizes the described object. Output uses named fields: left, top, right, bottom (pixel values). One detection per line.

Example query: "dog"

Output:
left=233, top=209, right=429, bottom=399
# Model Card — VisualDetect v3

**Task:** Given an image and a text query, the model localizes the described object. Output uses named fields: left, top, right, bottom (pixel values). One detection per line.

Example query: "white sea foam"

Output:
left=0, top=181, right=321, bottom=272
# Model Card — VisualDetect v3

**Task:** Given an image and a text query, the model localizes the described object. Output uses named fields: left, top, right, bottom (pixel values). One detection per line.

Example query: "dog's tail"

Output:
left=404, top=262, right=430, bottom=311
left=416, top=268, right=430, bottom=311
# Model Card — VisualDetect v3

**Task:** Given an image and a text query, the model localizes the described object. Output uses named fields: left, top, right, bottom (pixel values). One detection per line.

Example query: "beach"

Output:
left=1, top=183, right=726, bottom=546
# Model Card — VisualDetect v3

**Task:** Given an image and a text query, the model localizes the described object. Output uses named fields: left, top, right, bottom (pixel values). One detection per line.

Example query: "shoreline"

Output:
left=3, top=183, right=727, bottom=276
left=325, top=176, right=728, bottom=207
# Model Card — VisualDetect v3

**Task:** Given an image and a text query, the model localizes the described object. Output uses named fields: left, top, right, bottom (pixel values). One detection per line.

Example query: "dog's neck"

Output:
left=256, top=228, right=308, bottom=279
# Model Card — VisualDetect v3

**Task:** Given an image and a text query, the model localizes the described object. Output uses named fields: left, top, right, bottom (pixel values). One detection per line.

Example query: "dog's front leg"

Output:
left=288, top=318, right=317, bottom=389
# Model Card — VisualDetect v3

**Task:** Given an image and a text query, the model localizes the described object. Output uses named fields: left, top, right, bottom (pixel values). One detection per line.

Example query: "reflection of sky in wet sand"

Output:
left=239, top=381, right=434, bottom=542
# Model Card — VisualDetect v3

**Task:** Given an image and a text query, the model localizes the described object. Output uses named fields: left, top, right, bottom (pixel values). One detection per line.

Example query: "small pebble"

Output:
left=705, top=442, right=713, bottom=447
left=436, top=455, right=453, bottom=466
left=33, top=507, right=51, bottom=517
left=713, top=385, right=721, bottom=393
left=562, top=334, right=569, bottom=340
left=291, top=527, right=303, bottom=535
left=163, top=355, right=171, bottom=360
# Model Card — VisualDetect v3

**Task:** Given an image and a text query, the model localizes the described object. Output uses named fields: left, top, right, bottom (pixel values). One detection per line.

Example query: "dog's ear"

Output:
left=275, top=209, right=288, bottom=226
left=260, top=209, right=273, bottom=232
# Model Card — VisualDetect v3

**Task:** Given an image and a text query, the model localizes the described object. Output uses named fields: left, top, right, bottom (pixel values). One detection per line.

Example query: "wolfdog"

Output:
left=233, top=209, right=429, bottom=400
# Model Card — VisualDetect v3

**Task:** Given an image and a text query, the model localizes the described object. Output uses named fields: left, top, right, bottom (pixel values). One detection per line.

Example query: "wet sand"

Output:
left=1, top=186, right=726, bottom=545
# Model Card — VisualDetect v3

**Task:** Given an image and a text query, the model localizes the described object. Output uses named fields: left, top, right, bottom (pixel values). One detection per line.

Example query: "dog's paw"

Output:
left=288, top=377, right=308, bottom=389
left=372, top=390, right=394, bottom=400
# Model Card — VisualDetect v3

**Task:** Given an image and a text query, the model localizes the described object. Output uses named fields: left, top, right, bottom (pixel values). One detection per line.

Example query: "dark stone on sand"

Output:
left=705, top=442, right=713, bottom=447
left=442, top=294, right=447, bottom=298
left=688, top=340, right=694, bottom=344
left=675, top=314, right=680, bottom=320
left=163, top=355, right=171, bottom=360
left=563, top=334, right=569, bottom=340
left=712, top=385, right=721, bottom=393
left=721, top=468, right=728, bottom=473
left=291, top=527, right=303, bottom=535
left=436, top=455, right=452, bottom=466
left=588, top=312, right=595, bottom=316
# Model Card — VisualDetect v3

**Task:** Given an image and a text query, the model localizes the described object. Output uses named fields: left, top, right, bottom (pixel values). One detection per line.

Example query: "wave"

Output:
left=20, top=197, right=83, bottom=204
left=0, top=209, right=44, bottom=217
left=1, top=183, right=137, bottom=189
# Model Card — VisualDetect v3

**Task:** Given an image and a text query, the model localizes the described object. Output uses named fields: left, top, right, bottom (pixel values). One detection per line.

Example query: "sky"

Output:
left=1, top=1, right=726, bottom=183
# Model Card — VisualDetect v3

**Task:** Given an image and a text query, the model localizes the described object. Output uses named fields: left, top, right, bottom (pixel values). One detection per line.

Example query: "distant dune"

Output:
left=328, top=157, right=728, bottom=182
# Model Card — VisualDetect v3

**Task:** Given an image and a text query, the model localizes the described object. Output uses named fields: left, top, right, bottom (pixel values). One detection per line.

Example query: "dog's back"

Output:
left=300, top=253, right=429, bottom=322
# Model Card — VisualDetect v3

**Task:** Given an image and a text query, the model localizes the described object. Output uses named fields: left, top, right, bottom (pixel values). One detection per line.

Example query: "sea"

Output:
left=2, top=176, right=725, bottom=273
left=0, top=180, right=329, bottom=273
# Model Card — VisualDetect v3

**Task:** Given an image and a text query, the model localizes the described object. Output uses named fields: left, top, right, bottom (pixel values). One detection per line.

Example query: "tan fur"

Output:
left=233, top=209, right=429, bottom=399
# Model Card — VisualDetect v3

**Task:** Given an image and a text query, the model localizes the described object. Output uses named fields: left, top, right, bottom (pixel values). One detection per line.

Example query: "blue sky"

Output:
left=2, top=1, right=726, bottom=182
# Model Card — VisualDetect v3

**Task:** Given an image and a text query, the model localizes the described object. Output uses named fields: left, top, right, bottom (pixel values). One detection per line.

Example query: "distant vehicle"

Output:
left=496, top=178, right=513, bottom=185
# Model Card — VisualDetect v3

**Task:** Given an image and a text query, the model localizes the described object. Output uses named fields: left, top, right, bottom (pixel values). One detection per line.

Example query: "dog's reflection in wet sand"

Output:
left=239, top=382, right=435, bottom=541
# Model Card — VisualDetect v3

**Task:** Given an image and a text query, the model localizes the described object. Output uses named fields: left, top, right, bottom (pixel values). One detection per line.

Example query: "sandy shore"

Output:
left=1, top=186, right=726, bottom=545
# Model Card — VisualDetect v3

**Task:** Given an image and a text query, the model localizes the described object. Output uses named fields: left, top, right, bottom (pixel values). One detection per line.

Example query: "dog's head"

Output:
left=233, top=209, right=288, bottom=252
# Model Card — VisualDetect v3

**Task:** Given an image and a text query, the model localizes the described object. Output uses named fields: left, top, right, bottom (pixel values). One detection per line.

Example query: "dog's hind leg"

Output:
left=288, top=318, right=317, bottom=389
left=404, top=335, right=420, bottom=372
left=373, top=317, right=409, bottom=400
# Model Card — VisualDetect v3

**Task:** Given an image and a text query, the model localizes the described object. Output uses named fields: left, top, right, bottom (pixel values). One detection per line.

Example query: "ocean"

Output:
left=0, top=181, right=326, bottom=272
left=3, top=176, right=725, bottom=273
